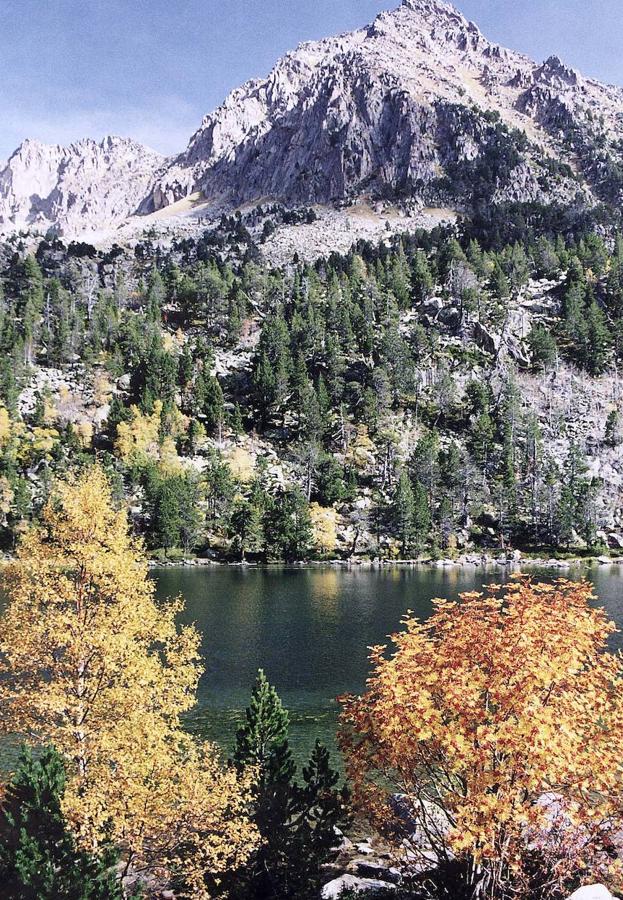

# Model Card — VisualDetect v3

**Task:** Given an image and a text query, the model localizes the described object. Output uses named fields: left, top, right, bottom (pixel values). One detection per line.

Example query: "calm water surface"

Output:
left=153, top=565, right=623, bottom=761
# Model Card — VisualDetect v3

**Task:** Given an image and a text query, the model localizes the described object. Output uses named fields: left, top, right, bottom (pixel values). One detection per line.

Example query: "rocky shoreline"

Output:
left=144, top=552, right=623, bottom=572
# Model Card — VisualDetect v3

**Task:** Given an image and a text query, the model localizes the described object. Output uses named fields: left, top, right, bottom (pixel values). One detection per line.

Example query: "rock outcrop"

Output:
left=4, top=0, right=623, bottom=237
left=0, top=136, right=163, bottom=237
left=143, top=0, right=623, bottom=215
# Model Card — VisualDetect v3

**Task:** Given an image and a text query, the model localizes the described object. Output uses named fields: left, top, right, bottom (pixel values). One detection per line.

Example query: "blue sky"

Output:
left=1, top=0, right=622, bottom=160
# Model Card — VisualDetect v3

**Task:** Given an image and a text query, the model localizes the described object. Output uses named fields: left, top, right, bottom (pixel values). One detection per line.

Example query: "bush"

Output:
left=340, top=578, right=623, bottom=900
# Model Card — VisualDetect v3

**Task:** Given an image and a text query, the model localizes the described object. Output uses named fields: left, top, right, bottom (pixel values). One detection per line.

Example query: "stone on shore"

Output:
left=321, top=873, right=396, bottom=898
left=567, top=886, right=615, bottom=900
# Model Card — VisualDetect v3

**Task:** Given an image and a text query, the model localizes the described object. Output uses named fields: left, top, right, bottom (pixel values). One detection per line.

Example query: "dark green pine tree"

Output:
left=229, top=498, right=264, bottom=560
left=583, top=300, right=612, bottom=375
left=145, top=267, right=166, bottom=322
left=412, top=478, right=431, bottom=552
left=287, top=741, right=351, bottom=898
left=229, top=402, right=245, bottom=436
left=232, top=670, right=297, bottom=899
left=0, top=745, right=123, bottom=900
left=391, top=470, right=416, bottom=557
left=252, top=351, right=277, bottom=429
left=231, top=671, right=348, bottom=900
left=263, top=488, right=313, bottom=561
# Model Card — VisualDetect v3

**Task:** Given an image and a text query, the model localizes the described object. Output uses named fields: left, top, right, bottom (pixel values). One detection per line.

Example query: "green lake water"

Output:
left=153, top=564, right=623, bottom=762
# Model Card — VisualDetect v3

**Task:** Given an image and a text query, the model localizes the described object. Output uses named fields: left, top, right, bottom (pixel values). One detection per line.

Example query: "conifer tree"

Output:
left=391, top=470, right=416, bottom=557
left=145, top=268, right=166, bottom=322
left=0, top=746, right=123, bottom=900
left=412, top=478, right=431, bottom=551
left=232, top=671, right=348, bottom=900
left=229, top=498, right=264, bottom=560
left=263, top=487, right=312, bottom=560
left=232, top=670, right=297, bottom=898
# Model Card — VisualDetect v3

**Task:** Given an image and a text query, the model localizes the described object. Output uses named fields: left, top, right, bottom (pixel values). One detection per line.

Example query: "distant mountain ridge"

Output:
left=3, top=0, right=623, bottom=237
left=0, top=136, right=163, bottom=237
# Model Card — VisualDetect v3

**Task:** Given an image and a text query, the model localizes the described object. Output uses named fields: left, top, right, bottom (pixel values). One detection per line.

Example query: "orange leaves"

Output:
left=340, top=577, right=623, bottom=897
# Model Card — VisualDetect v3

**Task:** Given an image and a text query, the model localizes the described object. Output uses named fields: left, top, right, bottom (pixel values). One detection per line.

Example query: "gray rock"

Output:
left=321, top=874, right=396, bottom=898
left=5, top=0, right=620, bottom=240
left=566, top=887, right=615, bottom=900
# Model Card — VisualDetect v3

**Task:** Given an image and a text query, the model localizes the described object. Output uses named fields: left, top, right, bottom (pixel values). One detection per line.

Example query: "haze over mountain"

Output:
left=3, top=0, right=623, bottom=238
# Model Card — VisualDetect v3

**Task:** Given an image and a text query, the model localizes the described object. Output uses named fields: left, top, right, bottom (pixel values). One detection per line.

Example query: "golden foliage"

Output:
left=0, top=467, right=258, bottom=895
left=340, top=578, right=623, bottom=898
left=345, top=424, right=375, bottom=470
left=72, top=421, right=94, bottom=448
left=17, top=425, right=61, bottom=463
left=92, top=372, right=114, bottom=406
left=115, top=401, right=188, bottom=473
left=115, top=400, right=162, bottom=463
left=0, top=405, right=11, bottom=448
left=309, top=503, right=338, bottom=554
left=225, top=446, right=255, bottom=482
left=0, top=476, right=13, bottom=523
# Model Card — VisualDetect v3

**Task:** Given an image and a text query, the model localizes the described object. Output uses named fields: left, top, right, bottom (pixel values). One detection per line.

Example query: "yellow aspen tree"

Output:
left=309, top=502, right=338, bottom=554
left=114, top=400, right=163, bottom=464
left=0, top=466, right=258, bottom=896
left=340, top=578, right=623, bottom=899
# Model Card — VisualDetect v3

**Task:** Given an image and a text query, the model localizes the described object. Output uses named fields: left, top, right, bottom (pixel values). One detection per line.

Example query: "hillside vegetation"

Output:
left=1, top=207, right=622, bottom=562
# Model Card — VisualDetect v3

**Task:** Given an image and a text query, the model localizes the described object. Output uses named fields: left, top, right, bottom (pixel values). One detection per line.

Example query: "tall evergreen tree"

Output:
left=391, top=470, right=416, bottom=557
left=231, top=671, right=348, bottom=900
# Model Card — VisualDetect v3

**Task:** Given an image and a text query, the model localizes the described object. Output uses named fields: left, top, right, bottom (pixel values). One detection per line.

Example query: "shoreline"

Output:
left=145, top=552, right=623, bottom=572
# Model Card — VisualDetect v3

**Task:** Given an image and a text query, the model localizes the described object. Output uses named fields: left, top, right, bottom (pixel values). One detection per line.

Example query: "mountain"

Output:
left=4, top=0, right=623, bottom=238
left=143, top=0, right=623, bottom=216
left=0, top=136, right=163, bottom=237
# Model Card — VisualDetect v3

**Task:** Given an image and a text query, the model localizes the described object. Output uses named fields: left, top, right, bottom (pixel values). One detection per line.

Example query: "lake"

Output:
left=154, top=564, right=623, bottom=762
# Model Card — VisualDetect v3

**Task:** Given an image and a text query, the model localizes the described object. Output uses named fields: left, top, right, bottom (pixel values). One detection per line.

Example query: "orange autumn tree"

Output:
left=0, top=466, right=258, bottom=898
left=340, top=578, right=623, bottom=899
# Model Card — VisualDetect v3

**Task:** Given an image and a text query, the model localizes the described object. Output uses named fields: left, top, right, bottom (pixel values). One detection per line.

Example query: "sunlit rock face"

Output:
left=5, top=0, right=623, bottom=237
left=0, top=136, right=163, bottom=237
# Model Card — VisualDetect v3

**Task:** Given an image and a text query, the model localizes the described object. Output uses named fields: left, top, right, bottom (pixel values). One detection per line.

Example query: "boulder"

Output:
left=473, top=321, right=501, bottom=355
left=355, top=840, right=374, bottom=855
left=353, top=859, right=402, bottom=884
left=566, top=887, right=615, bottom=900
left=321, top=874, right=396, bottom=898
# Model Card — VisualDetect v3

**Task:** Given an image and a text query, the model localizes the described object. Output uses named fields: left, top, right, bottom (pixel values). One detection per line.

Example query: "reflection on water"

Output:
left=0, top=565, right=619, bottom=764
left=152, top=564, right=623, bottom=761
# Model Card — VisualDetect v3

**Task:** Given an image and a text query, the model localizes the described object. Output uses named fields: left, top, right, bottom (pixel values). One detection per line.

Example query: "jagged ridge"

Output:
left=3, top=0, right=623, bottom=237
left=0, top=136, right=163, bottom=237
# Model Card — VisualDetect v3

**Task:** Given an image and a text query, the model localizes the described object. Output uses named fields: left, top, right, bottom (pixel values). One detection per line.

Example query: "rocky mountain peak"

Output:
left=0, top=136, right=164, bottom=237
left=3, top=0, right=623, bottom=240
left=400, top=0, right=461, bottom=16
left=536, top=54, right=581, bottom=87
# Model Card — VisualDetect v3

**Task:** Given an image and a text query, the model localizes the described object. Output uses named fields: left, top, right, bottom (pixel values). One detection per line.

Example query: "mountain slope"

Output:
left=142, top=0, right=623, bottom=215
left=4, top=0, right=623, bottom=238
left=0, top=137, right=164, bottom=237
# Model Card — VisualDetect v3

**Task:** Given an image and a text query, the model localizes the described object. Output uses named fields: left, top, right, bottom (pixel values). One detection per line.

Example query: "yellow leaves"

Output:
left=0, top=476, right=14, bottom=522
left=340, top=579, right=623, bottom=893
left=92, top=372, right=113, bottom=406
left=115, top=400, right=162, bottom=463
left=72, top=421, right=93, bottom=448
left=0, top=466, right=258, bottom=891
left=225, top=445, right=255, bottom=481
left=115, top=401, right=189, bottom=473
left=345, top=424, right=376, bottom=470
left=19, top=425, right=60, bottom=462
left=309, top=503, right=338, bottom=553
left=0, top=405, right=11, bottom=448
